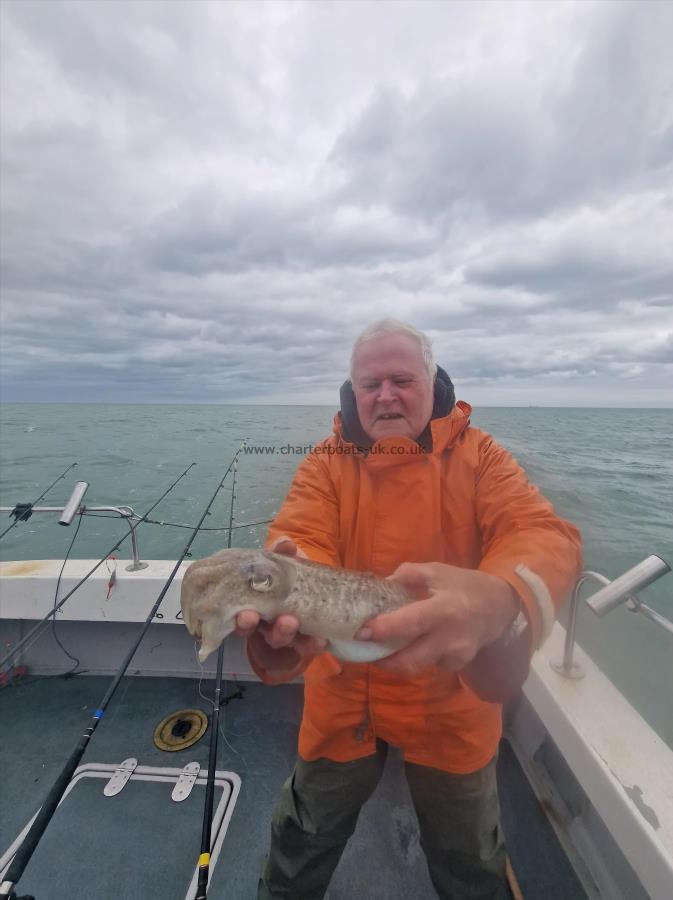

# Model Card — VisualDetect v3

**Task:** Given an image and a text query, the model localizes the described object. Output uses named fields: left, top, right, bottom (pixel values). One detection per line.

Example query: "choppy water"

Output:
left=1, top=404, right=672, bottom=747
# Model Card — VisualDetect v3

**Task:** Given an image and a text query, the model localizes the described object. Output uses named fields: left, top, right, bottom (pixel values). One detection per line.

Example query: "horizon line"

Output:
left=1, top=401, right=671, bottom=410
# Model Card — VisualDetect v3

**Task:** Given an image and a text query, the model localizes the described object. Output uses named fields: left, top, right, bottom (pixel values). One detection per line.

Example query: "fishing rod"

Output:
left=0, top=462, right=196, bottom=671
left=0, top=463, right=78, bottom=541
left=0, top=443, right=247, bottom=900
left=195, top=452, right=241, bottom=900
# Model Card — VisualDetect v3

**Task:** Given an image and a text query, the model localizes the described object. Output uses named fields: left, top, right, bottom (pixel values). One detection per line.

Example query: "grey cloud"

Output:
left=466, top=252, right=673, bottom=309
left=2, top=0, right=260, bottom=150
left=1, top=1, right=672, bottom=406
left=332, top=3, right=673, bottom=223
left=143, top=188, right=436, bottom=276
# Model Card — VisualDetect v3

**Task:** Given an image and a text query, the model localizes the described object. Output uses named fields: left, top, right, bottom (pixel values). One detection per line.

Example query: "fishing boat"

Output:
left=0, top=458, right=671, bottom=900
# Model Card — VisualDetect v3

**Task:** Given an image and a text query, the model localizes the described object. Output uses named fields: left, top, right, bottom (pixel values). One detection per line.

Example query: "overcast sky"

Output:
left=1, top=0, right=671, bottom=407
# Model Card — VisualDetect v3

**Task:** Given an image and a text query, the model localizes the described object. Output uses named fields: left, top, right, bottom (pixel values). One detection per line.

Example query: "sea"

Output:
left=1, top=403, right=671, bottom=748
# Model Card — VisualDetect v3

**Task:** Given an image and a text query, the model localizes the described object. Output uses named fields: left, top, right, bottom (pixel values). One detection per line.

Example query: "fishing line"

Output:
left=194, top=452, right=240, bottom=900
left=50, top=512, right=85, bottom=677
left=1, top=513, right=87, bottom=687
left=195, top=647, right=250, bottom=756
left=0, top=462, right=78, bottom=541
left=80, top=512, right=273, bottom=531
left=0, top=462, right=196, bottom=671
left=0, top=444, right=246, bottom=900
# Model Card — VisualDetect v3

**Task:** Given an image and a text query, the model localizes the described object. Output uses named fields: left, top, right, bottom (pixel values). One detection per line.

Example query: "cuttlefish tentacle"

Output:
left=197, top=614, right=232, bottom=663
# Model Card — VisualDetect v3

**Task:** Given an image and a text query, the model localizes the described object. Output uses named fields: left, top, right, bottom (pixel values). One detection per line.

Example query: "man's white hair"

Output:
left=350, top=319, right=436, bottom=381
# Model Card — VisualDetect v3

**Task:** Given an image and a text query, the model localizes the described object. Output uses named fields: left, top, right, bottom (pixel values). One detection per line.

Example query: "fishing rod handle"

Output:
left=2, top=737, right=90, bottom=888
left=0, top=887, right=36, bottom=899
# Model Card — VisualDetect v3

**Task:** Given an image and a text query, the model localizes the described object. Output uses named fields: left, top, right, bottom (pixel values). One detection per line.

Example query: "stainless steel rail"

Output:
left=0, top=504, right=147, bottom=571
left=87, top=506, right=148, bottom=571
left=552, top=555, right=672, bottom=679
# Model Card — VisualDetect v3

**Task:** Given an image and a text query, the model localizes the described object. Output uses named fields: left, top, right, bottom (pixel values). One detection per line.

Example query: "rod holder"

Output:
left=587, top=555, right=670, bottom=616
left=552, top=555, right=671, bottom=680
left=59, top=482, right=89, bottom=526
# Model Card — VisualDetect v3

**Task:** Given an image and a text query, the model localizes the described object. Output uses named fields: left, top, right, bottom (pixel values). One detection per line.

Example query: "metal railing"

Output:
left=552, top=555, right=672, bottom=679
left=1, top=480, right=148, bottom=571
left=84, top=506, right=148, bottom=571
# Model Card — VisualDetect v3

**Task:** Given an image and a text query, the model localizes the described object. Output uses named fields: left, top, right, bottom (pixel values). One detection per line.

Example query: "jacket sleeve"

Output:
left=246, top=446, right=341, bottom=684
left=265, top=447, right=342, bottom=567
left=474, top=434, right=583, bottom=650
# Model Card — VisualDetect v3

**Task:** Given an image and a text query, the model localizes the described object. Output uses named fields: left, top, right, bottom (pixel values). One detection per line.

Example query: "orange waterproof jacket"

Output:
left=249, top=401, right=582, bottom=774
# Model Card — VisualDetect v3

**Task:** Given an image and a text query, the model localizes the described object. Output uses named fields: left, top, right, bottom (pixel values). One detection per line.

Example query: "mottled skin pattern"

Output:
left=181, top=549, right=410, bottom=662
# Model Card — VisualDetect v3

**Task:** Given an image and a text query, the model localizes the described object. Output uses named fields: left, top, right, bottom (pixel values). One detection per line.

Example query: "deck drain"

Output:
left=153, top=708, right=208, bottom=752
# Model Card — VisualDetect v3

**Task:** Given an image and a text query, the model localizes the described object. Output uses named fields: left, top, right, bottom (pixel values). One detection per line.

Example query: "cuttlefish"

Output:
left=180, top=549, right=410, bottom=663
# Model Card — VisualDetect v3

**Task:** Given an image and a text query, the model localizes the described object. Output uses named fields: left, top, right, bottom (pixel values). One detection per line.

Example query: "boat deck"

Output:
left=0, top=672, right=587, bottom=899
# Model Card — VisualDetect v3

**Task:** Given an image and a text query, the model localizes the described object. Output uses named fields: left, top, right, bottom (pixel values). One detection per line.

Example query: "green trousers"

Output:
left=258, top=741, right=507, bottom=900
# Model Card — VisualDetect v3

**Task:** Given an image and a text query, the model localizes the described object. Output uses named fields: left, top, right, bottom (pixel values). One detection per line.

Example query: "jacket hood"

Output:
left=335, top=366, right=468, bottom=454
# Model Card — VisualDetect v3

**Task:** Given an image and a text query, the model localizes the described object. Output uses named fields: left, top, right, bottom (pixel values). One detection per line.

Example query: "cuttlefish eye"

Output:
left=250, top=573, right=273, bottom=592
left=240, top=557, right=279, bottom=593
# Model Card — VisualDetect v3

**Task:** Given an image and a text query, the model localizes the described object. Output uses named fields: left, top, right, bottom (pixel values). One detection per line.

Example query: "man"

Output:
left=236, top=319, right=582, bottom=899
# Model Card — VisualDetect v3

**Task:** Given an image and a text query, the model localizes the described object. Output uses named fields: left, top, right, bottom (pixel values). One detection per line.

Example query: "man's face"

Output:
left=351, top=333, right=435, bottom=442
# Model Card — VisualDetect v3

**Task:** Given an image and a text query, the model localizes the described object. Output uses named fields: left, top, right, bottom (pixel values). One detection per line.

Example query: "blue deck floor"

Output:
left=0, top=673, right=587, bottom=899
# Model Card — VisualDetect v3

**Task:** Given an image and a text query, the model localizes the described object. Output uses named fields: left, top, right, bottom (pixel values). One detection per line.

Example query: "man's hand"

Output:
left=355, top=562, right=520, bottom=675
left=235, top=536, right=327, bottom=674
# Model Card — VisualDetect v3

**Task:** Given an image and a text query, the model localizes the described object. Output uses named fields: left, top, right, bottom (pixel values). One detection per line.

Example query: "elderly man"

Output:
left=237, top=320, right=582, bottom=900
